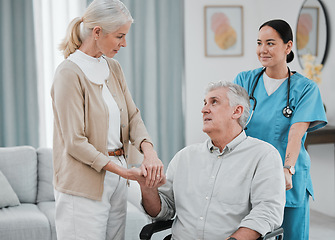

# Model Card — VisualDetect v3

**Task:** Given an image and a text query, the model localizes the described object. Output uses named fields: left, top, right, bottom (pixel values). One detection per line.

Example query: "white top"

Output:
left=68, top=50, right=122, bottom=150
left=263, top=72, right=287, bottom=96
left=153, top=131, right=285, bottom=239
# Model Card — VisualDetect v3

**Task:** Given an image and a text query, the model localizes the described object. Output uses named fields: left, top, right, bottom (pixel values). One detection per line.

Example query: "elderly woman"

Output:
left=51, top=0, right=165, bottom=239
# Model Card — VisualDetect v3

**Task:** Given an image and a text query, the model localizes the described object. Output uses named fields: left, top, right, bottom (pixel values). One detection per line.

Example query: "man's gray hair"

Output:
left=206, top=81, right=250, bottom=128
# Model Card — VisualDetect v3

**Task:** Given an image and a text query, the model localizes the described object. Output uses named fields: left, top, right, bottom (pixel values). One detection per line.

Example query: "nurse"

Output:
left=234, top=19, right=327, bottom=240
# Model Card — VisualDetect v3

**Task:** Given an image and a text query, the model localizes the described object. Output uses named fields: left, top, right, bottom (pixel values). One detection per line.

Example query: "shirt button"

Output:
left=120, top=108, right=123, bottom=112
left=200, top=216, right=203, bottom=220
left=205, top=196, right=209, bottom=200
left=121, top=124, right=125, bottom=128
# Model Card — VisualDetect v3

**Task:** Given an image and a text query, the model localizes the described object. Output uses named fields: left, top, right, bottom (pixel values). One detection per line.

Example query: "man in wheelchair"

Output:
left=139, top=81, right=286, bottom=240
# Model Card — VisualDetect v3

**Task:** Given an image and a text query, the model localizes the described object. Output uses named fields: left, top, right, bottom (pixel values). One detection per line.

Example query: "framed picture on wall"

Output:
left=296, top=7, right=319, bottom=56
left=204, top=5, right=244, bottom=57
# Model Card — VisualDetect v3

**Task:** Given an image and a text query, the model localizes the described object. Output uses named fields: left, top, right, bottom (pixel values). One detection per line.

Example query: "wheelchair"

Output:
left=140, top=219, right=283, bottom=240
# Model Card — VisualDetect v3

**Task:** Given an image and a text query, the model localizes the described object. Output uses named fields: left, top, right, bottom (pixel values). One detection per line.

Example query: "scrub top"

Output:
left=234, top=67, right=327, bottom=207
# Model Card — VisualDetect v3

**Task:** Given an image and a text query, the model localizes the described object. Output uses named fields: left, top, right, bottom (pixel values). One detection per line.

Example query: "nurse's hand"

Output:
left=284, top=169, right=293, bottom=190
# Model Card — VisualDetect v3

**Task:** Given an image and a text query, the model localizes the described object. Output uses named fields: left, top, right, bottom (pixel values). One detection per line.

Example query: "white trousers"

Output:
left=54, top=156, right=128, bottom=240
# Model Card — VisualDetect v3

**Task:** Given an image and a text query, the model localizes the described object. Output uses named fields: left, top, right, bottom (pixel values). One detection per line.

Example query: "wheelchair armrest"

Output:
left=139, top=219, right=174, bottom=240
left=259, top=227, right=284, bottom=240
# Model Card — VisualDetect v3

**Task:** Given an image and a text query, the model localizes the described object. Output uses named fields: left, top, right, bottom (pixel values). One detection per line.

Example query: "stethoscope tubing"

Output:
left=246, top=67, right=293, bottom=128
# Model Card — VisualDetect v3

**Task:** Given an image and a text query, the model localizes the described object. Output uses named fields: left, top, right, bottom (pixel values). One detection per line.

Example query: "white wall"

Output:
left=184, top=0, right=335, bottom=217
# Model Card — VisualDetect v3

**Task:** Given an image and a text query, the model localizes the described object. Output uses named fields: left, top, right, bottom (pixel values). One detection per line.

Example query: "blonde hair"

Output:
left=59, top=0, right=134, bottom=58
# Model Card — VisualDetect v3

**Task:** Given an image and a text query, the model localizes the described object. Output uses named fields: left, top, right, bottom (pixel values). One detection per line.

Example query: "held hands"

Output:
left=125, top=167, right=166, bottom=189
left=141, top=150, right=166, bottom=188
left=124, top=141, right=166, bottom=188
left=104, top=148, right=165, bottom=188
left=139, top=142, right=166, bottom=188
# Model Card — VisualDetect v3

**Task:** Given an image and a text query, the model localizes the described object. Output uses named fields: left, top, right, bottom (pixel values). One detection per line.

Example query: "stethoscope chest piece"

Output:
left=249, top=67, right=293, bottom=119
left=282, top=106, right=293, bottom=118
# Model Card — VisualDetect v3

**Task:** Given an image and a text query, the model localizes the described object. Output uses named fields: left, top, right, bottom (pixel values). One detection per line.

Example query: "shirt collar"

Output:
left=207, top=131, right=247, bottom=155
left=71, top=50, right=104, bottom=63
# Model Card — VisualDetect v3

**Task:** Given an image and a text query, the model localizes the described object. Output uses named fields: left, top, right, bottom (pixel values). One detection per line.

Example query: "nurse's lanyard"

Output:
left=245, top=67, right=293, bottom=128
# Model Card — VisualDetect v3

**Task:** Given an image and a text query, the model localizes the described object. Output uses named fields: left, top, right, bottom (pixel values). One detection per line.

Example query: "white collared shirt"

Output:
left=154, top=131, right=285, bottom=239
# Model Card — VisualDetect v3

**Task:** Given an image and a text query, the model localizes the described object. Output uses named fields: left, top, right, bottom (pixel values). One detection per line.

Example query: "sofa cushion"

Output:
left=0, top=170, right=20, bottom=208
left=38, top=201, right=56, bottom=240
left=0, top=203, right=51, bottom=240
left=0, top=146, right=37, bottom=203
left=37, top=148, right=55, bottom=202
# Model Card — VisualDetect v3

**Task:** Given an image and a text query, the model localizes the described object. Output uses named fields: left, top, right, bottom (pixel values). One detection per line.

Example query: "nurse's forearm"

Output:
left=285, top=122, right=310, bottom=166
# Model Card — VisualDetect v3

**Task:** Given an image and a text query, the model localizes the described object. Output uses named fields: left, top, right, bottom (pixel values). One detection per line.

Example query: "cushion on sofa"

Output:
left=38, top=201, right=56, bottom=240
left=0, top=146, right=38, bottom=203
left=0, top=170, right=20, bottom=208
left=0, top=203, right=51, bottom=240
left=37, top=148, right=55, bottom=202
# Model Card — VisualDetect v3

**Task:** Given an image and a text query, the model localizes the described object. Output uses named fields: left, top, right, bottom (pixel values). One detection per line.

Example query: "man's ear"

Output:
left=232, top=105, right=243, bottom=120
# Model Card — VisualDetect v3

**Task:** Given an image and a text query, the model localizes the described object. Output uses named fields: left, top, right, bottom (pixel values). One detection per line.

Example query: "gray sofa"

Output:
left=0, top=146, right=150, bottom=240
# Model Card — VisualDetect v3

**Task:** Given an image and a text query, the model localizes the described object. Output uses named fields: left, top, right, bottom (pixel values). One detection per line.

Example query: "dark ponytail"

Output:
left=260, top=19, right=294, bottom=63
left=286, top=51, right=294, bottom=63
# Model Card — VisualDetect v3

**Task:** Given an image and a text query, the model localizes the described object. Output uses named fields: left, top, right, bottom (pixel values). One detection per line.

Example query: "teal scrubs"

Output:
left=234, top=68, right=327, bottom=239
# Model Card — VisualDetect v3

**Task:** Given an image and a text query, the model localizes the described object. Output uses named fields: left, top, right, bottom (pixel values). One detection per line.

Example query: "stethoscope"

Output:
left=245, top=67, right=293, bottom=128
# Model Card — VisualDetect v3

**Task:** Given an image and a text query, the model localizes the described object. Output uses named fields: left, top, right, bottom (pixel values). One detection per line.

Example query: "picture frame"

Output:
left=204, top=5, right=243, bottom=57
left=296, top=6, right=319, bottom=56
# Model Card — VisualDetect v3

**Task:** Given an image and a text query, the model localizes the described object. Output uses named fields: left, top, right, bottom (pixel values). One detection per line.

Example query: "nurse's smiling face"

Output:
left=256, top=26, right=292, bottom=69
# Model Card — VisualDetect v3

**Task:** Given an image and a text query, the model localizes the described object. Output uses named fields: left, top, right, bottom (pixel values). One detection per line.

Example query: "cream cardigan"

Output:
left=51, top=58, right=152, bottom=200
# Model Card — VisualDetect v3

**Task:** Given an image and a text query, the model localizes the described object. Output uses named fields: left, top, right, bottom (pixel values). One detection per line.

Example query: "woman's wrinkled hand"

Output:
left=136, top=171, right=166, bottom=190
left=140, top=150, right=165, bottom=188
left=140, top=142, right=165, bottom=188
left=125, top=167, right=144, bottom=181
